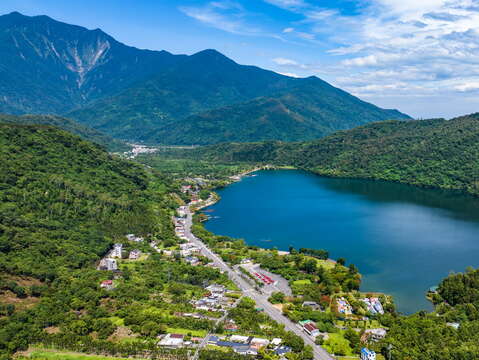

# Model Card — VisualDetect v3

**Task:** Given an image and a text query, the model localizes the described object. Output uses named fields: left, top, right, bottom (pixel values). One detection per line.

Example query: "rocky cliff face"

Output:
left=0, top=12, right=179, bottom=114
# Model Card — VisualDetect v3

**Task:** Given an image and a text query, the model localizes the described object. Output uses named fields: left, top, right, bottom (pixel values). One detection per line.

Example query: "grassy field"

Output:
left=19, top=349, right=147, bottom=360
left=166, top=328, right=208, bottom=337
left=292, top=279, right=311, bottom=285
left=316, top=259, right=337, bottom=270
left=337, top=319, right=382, bottom=329
left=323, top=332, right=355, bottom=357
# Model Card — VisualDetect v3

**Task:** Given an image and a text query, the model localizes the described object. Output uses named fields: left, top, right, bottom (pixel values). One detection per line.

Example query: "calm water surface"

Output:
left=204, top=170, right=479, bottom=313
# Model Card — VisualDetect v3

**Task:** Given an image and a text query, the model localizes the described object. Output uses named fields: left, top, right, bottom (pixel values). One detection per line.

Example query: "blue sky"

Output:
left=1, top=0, right=479, bottom=118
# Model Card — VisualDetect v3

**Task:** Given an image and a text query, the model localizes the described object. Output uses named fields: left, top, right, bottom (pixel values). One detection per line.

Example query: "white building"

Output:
left=230, top=335, right=250, bottom=343
left=361, top=348, right=376, bottom=360
left=129, top=249, right=141, bottom=260
left=111, top=243, right=123, bottom=258
left=126, top=234, right=144, bottom=242
left=158, top=333, right=184, bottom=348
left=364, top=328, right=387, bottom=342
left=98, top=258, right=117, bottom=271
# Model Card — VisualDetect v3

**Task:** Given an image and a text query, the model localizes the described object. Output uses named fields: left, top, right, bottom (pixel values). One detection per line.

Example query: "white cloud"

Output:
left=455, top=81, right=479, bottom=91
left=290, top=0, right=479, bottom=103
left=277, top=71, right=301, bottom=77
left=282, top=27, right=295, bottom=33
left=179, top=1, right=278, bottom=38
left=263, top=0, right=307, bottom=10
left=273, top=57, right=299, bottom=65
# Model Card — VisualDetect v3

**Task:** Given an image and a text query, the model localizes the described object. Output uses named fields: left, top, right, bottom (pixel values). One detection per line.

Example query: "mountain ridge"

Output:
left=0, top=11, right=410, bottom=145
left=162, top=113, right=479, bottom=195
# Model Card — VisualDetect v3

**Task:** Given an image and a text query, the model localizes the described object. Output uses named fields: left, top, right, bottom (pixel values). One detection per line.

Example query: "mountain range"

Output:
left=0, top=11, right=410, bottom=145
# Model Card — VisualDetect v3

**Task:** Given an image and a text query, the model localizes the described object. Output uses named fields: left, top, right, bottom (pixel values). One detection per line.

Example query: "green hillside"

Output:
left=0, top=124, right=180, bottom=357
left=139, top=77, right=409, bottom=145
left=0, top=123, right=172, bottom=279
left=153, top=113, right=479, bottom=196
left=0, top=114, right=128, bottom=152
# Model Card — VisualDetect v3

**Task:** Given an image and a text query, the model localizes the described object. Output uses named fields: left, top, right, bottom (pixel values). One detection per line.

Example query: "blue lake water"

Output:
left=204, top=169, right=479, bottom=314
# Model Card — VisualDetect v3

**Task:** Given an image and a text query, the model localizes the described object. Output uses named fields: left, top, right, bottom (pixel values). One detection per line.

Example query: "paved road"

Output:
left=183, top=207, right=335, bottom=360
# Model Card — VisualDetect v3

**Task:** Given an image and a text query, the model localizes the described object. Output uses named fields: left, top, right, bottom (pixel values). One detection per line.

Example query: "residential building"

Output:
left=158, top=333, right=184, bottom=348
left=98, top=258, right=117, bottom=271
left=299, top=320, right=320, bottom=337
left=337, top=297, right=353, bottom=315
left=302, top=301, right=321, bottom=311
left=361, top=348, right=376, bottom=360
left=111, top=243, right=123, bottom=258
left=129, top=249, right=141, bottom=260
left=206, top=284, right=226, bottom=294
left=271, top=338, right=282, bottom=346
left=126, top=234, right=144, bottom=242
left=275, top=345, right=292, bottom=356
left=100, top=280, right=114, bottom=290
left=250, top=337, right=270, bottom=347
left=208, top=335, right=220, bottom=345
left=447, top=322, right=460, bottom=330
left=364, top=328, right=387, bottom=342
left=224, top=322, right=239, bottom=332
left=230, top=335, right=250, bottom=343
left=185, top=256, right=199, bottom=265
left=362, top=297, right=384, bottom=315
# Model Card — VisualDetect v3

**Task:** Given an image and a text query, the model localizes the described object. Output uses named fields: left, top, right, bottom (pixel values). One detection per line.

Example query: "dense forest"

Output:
left=155, top=113, right=479, bottom=196
left=0, top=114, right=128, bottom=152
left=381, top=268, right=479, bottom=359
left=0, top=124, right=181, bottom=358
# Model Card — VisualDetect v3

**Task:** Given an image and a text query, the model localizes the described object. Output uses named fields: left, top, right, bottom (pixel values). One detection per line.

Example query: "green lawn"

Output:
left=323, top=332, right=355, bottom=356
left=22, top=350, right=147, bottom=360
left=292, top=279, right=311, bottom=285
left=166, top=328, right=208, bottom=337
left=316, top=259, right=337, bottom=270
left=337, top=319, right=381, bottom=329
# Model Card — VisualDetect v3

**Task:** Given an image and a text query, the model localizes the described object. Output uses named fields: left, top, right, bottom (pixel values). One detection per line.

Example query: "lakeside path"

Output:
left=183, top=206, right=336, bottom=360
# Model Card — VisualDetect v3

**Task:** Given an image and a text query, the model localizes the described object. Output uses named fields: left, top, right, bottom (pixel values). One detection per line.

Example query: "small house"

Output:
left=100, top=280, right=114, bottom=290
left=361, top=348, right=376, bottom=360
left=129, top=249, right=141, bottom=260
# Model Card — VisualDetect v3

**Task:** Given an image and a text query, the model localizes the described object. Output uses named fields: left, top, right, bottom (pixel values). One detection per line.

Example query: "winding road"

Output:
left=183, top=206, right=335, bottom=360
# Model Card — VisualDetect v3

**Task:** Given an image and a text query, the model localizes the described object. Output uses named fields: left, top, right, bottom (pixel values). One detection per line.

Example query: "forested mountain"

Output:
left=160, top=113, right=479, bottom=196
left=0, top=123, right=180, bottom=356
left=0, top=11, right=409, bottom=144
left=0, top=113, right=128, bottom=151
left=67, top=49, right=409, bottom=144
left=0, top=123, right=170, bottom=278
left=0, top=11, right=181, bottom=114
left=133, top=76, right=408, bottom=145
